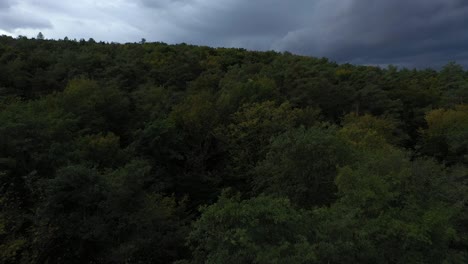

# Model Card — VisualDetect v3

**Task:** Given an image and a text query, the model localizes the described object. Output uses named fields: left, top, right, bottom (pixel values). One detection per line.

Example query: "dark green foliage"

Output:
left=218, top=101, right=319, bottom=192
left=31, top=162, right=187, bottom=263
left=419, top=105, right=468, bottom=165
left=0, top=35, right=466, bottom=263
left=34, top=165, right=107, bottom=263
left=254, top=126, right=353, bottom=207
left=187, top=192, right=316, bottom=264
left=313, top=151, right=463, bottom=263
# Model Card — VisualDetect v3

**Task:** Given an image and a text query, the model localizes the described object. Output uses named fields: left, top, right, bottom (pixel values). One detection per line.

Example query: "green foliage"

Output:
left=254, top=126, right=353, bottom=207
left=0, top=236, right=27, bottom=264
left=131, top=84, right=173, bottom=121
left=340, top=113, right=406, bottom=148
left=218, top=101, right=319, bottom=191
left=71, top=132, right=129, bottom=168
left=0, top=36, right=466, bottom=263
left=217, top=67, right=281, bottom=114
left=439, top=62, right=468, bottom=106
left=419, top=105, right=468, bottom=164
left=33, top=162, right=188, bottom=263
left=59, top=78, right=131, bottom=135
left=314, top=150, right=463, bottom=263
left=100, top=160, right=188, bottom=263
left=34, top=165, right=108, bottom=263
left=187, top=192, right=316, bottom=264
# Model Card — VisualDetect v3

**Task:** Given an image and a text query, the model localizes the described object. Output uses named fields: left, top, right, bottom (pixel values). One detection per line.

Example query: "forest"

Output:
left=0, top=35, right=467, bottom=263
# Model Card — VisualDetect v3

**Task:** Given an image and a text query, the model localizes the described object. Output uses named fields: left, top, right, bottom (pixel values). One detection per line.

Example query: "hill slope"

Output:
left=0, top=36, right=467, bottom=263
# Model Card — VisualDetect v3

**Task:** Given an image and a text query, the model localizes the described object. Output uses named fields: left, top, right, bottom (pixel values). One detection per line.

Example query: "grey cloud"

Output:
left=0, top=12, right=52, bottom=31
left=139, top=0, right=191, bottom=9
left=148, top=0, right=317, bottom=50
left=0, top=0, right=52, bottom=31
left=180, top=0, right=309, bottom=36
left=271, top=0, right=468, bottom=67
left=0, top=0, right=13, bottom=9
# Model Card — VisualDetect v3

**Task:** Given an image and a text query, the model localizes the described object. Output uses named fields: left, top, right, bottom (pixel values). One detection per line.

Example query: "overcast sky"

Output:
left=1, top=0, right=468, bottom=68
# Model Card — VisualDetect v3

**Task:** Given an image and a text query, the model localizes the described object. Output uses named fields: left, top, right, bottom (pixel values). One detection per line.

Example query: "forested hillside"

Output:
left=0, top=35, right=467, bottom=263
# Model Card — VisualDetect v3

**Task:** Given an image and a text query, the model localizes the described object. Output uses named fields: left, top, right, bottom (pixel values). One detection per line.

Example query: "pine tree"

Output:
left=37, top=32, right=44, bottom=40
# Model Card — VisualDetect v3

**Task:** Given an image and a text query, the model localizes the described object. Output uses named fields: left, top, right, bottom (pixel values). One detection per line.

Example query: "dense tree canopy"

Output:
left=0, top=35, right=466, bottom=263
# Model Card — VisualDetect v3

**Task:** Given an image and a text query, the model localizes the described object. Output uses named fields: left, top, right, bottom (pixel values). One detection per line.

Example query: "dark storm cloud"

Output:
left=271, top=0, right=468, bottom=67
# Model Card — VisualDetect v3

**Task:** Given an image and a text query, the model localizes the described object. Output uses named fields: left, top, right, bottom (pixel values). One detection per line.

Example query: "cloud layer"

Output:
left=1, top=0, right=468, bottom=68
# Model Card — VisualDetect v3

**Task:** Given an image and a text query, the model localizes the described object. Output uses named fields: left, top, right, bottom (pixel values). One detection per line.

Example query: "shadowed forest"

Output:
left=0, top=35, right=467, bottom=263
